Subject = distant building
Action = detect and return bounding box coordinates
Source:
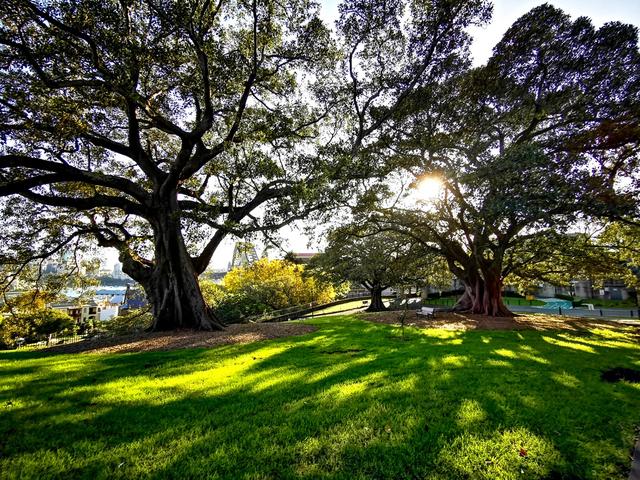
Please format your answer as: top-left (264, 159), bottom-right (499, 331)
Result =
top-left (108, 294), bottom-right (125, 305)
top-left (99, 305), bottom-right (119, 321)
top-left (205, 271), bottom-right (227, 284)
top-left (516, 279), bottom-right (634, 301)
top-left (92, 292), bottom-right (124, 321)
top-left (285, 252), bottom-right (317, 264)
top-left (50, 302), bottom-right (101, 324)
top-left (119, 285), bottom-right (148, 311)
top-left (112, 262), bottom-right (129, 280)
top-left (43, 261), bottom-right (60, 275)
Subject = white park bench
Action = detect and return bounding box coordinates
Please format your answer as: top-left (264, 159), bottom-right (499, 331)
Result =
top-left (416, 306), bottom-right (435, 319)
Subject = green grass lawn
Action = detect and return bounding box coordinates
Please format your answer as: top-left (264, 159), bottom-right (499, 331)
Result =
top-left (425, 296), bottom-right (546, 307)
top-left (571, 298), bottom-right (638, 309)
top-left (309, 298), bottom-right (390, 316)
top-left (1, 316), bottom-right (639, 479)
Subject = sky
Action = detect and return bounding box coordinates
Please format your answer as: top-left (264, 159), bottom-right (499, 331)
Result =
top-left (100, 0), bottom-right (640, 271)
top-left (467, 0), bottom-right (640, 65)
top-left (318, 0), bottom-right (640, 65)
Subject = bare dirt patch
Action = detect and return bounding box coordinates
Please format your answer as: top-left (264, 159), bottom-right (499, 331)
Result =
top-left (358, 310), bottom-right (639, 332)
top-left (46, 322), bottom-right (317, 354)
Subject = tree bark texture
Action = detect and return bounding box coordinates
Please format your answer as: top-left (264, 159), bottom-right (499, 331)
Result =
top-left (366, 284), bottom-right (388, 312)
top-left (454, 269), bottom-right (513, 317)
top-left (122, 199), bottom-right (226, 331)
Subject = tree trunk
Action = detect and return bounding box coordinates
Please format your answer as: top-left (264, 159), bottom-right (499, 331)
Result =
top-left (366, 284), bottom-right (388, 312)
top-left (123, 201), bottom-right (226, 331)
top-left (454, 270), bottom-right (513, 317)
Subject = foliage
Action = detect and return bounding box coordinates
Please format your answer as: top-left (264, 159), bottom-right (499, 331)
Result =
top-left (101, 309), bottom-right (153, 336)
top-left (313, 227), bottom-right (451, 291)
top-left (504, 231), bottom-right (631, 293)
top-left (209, 258), bottom-right (341, 321)
top-left (96, 276), bottom-right (131, 287)
top-left (598, 222), bottom-right (640, 290)
top-left (0, 0), bottom-right (341, 330)
top-left (223, 259), bottom-right (338, 308)
top-left (213, 293), bottom-right (273, 322)
top-left (0, 290), bottom-right (57, 314)
top-left (0, 0), bottom-right (492, 330)
top-left (362, 4), bottom-right (640, 316)
top-left (502, 291), bottom-right (524, 299)
top-left (1, 316), bottom-right (639, 478)
top-left (312, 227), bottom-right (451, 311)
top-left (0, 308), bottom-right (75, 347)
top-left (199, 279), bottom-right (227, 309)
top-left (0, 256), bottom-right (100, 304)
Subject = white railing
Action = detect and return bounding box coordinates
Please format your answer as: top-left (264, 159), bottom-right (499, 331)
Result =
top-left (248, 293), bottom-right (371, 323)
top-left (16, 333), bottom-right (85, 350)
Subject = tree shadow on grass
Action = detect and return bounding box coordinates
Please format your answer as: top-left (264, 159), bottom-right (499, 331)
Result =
top-left (0, 316), bottom-right (639, 479)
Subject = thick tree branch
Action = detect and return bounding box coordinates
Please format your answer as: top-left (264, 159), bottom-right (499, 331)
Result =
top-left (0, 154), bottom-right (150, 203)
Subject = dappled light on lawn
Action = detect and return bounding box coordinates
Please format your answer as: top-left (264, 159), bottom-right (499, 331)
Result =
top-left (1, 315), bottom-right (639, 479)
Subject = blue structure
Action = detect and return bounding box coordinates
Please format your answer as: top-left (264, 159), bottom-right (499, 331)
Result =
top-left (120, 285), bottom-right (148, 311)
top-left (535, 298), bottom-right (573, 310)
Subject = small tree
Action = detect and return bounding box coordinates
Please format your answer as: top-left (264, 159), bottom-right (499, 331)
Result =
top-left (313, 228), bottom-right (446, 312)
top-left (0, 308), bottom-right (75, 347)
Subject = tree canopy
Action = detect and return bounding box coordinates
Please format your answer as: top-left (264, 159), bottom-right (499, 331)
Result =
top-left (312, 227), bottom-right (449, 311)
top-left (0, 295), bottom-right (76, 348)
top-left (360, 4), bottom-right (640, 315)
top-left (0, 0), bottom-right (490, 330)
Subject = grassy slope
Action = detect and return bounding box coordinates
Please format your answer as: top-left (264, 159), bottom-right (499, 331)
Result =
top-left (310, 299), bottom-right (390, 316)
top-left (0, 316), bottom-right (639, 480)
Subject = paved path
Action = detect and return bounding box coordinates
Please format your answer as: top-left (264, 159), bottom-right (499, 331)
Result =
top-left (509, 304), bottom-right (640, 322)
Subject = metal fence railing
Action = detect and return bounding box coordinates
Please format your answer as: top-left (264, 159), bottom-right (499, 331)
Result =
top-left (247, 292), bottom-right (371, 323)
top-left (16, 333), bottom-right (85, 350)
top-left (417, 300), bottom-right (640, 320)
top-left (508, 305), bottom-right (640, 320)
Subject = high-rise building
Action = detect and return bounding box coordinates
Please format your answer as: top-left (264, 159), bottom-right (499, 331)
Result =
top-left (112, 262), bottom-right (125, 279)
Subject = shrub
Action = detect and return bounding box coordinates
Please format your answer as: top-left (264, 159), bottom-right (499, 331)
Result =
top-left (200, 280), bottom-right (227, 308)
top-left (101, 308), bottom-right (153, 335)
top-left (213, 293), bottom-right (272, 322)
top-left (210, 259), bottom-right (340, 322)
top-left (0, 309), bottom-right (76, 348)
top-left (502, 291), bottom-right (525, 298)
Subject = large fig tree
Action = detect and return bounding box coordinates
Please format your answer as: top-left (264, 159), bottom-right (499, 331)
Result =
top-left (0, 0), bottom-right (490, 329)
top-left (368, 5), bottom-right (640, 316)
